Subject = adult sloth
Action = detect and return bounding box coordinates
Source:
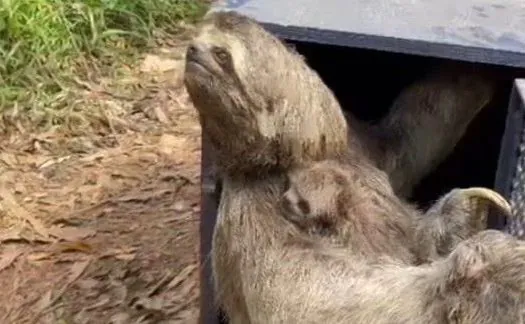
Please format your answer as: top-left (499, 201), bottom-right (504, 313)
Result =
top-left (184, 11), bottom-right (525, 324)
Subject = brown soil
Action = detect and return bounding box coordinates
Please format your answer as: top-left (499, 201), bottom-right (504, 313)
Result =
top-left (0, 43), bottom-right (203, 323)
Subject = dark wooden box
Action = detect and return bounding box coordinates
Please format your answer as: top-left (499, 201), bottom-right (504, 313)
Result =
top-left (199, 1), bottom-right (525, 323)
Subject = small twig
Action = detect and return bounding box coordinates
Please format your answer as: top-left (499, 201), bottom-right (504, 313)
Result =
top-left (147, 271), bottom-right (175, 297)
top-left (167, 264), bottom-right (197, 290)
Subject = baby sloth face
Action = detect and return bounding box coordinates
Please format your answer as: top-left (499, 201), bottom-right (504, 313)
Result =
top-left (280, 161), bottom-right (418, 260)
top-left (280, 163), bottom-right (349, 235)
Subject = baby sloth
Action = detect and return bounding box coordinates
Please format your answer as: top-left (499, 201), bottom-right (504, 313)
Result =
top-left (281, 160), bottom-right (512, 262)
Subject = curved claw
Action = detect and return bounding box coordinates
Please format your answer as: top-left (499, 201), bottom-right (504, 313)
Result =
top-left (456, 187), bottom-right (512, 218)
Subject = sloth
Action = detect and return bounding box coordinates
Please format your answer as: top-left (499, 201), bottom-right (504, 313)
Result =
top-left (280, 160), bottom-right (512, 263)
top-left (184, 10), bottom-right (525, 324)
top-left (371, 66), bottom-right (496, 197)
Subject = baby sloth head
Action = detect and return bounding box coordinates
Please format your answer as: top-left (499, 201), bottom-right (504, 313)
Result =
top-left (279, 160), bottom-right (414, 256)
top-left (281, 163), bottom-right (348, 235)
top-left (279, 160), bottom-right (388, 237)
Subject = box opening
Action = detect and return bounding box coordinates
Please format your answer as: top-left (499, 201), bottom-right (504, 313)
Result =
top-left (289, 39), bottom-right (519, 207)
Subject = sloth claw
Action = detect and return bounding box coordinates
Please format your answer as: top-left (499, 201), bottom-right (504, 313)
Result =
top-left (444, 187), bottom-right (512, 228)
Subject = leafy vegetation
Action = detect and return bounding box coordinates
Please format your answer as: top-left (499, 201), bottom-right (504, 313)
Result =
top-left (0, 0), bottom-right (208, 130)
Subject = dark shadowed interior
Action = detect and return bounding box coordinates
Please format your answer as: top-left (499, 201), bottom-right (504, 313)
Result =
top-left (203, 40), bottom-right (525, 324)
top-left (288, 39), bottom-right (520, 209)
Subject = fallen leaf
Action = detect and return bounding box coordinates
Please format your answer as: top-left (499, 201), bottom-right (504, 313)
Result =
top-left (167, 264), bottom-right (197, 290)
top-left (38, 156), bottom-right (71, 169)
top-left (153, 105), bottom-right (170, 124)
top-left (163, 216), bottom-right (183, 224)
top-left (111, 169), bottom-right (137, 179)
top-left (51, 218), bottom-right (84, 227)
top-left (109, 312), bottom-right (130, 324)
top-left (0, 152), bottom-right (18, 167)
top-left (0, 230), bottom-right (25, 243)
top-left (114, 253), bottom-right (136, 261)
top-left (35, 198), bottom-right (54, 206)
top-left (78, 152), bottom-right (106, 163)
top-left (72, 309), bottom-right (90, 324)
top-left (54, 241), bottom-right (93, 254)
top-left (36, 290), bottom-right (53, 313)
top-left (0, 188), bottom-right (52, 240)
top-left (111, 281), bottom-right (128, 304)
top-left (75, 278), bottom-right (100, 290)
top-left (132, 296), bottom-right (164, 311)
top-left (0, 249), bottom-right (23, 272)
top-left (48, 226), bottom-right (96, 241)
top-left (169, 279), bottom-right (198, 316)
top-left (85, 294), bottom-right (111, 311)
top-left (13, 182), bottom-right (25, 195)
top-left (172, 201), bottom-right (188, 212)
top-left (168, 296), bottom-right (195, 318)
top-left (147, 271), bottom-right (174, 297)
top-left (178, 276), bottom-right (197, 297)
top-left (0, 229), bottom-right (53, 244)
top-left (138, 152), bottom-right (158, 163)
top-left (27, 252), bottom-right (54, 262)
top-left (116, 189), bottom-right (172, 203)
top-left (158, 134), bottom-right (188, 158)
top-left (100, 247), bottom-right (138, 259)
top-left (37, 259), bottom-right (92, 315)
top-left (140, 54), bottom-right (181, 73)
top-left (68, 259), bottom-right (91, 282)
top-left (33, 192), bottom-right (49, 199)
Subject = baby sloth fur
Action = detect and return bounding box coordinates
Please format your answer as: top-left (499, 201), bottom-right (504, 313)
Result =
top-left (184, 11), bottom-right (525, 324)
top-left (281, 160), bottom-right (512, 263)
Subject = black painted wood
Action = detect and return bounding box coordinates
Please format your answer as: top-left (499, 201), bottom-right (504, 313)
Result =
top-left (493, 79), bottom-right (525, 228)
top-left (212, 0), bottom-right (525, 68)
top-left (199, 134), bottom-right (223, 324)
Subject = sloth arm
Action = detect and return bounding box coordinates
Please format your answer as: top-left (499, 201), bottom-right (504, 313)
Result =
top-left (244, 248), bottom-right (448, 324)
top-left (361, 66), bottom-right (496, 198)
top-left (244, 230), bottom-right (525, 324)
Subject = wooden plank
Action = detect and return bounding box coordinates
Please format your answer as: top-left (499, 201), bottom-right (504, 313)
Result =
top-left (212, 0), bottom-right (525, 68)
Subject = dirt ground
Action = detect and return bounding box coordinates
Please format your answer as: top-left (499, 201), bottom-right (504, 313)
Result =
top-left (0, 38), bottom-right (203, 323)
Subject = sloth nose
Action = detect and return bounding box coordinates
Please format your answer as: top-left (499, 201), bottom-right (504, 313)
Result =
top-left (187, 42), bottom-right (207, 58)
top-left (187, 44), bottom-right (198, 57)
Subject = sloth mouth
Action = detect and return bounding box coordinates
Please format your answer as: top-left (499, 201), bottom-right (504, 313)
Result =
top-left (185, 58), bottom-right (211, 74)
top-left (185, 47), bottom-right (216, 76)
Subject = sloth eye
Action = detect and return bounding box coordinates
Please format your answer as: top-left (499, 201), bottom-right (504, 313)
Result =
top-left (212, 46), bottom-right (230, 65)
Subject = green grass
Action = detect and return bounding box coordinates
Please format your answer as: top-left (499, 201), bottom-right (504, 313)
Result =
top-left (0, 0), bottom-right (208, 132)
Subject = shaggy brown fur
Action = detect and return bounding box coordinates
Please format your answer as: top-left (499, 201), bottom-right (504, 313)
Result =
top-left (281, 160), bottom-right (512, 263)
top-left (184, 11), bottom-right (525, 324)
top-left (372, 66), bottom-right (496, 197)
top-left (415, 186), bottom-right (511, 261)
